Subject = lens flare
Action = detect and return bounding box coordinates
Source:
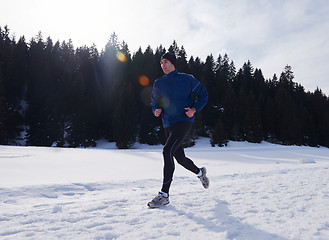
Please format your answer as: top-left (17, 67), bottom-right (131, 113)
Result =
top-left (161, 97), bottom-right (170, 108)
top-left (140, 86), bottom-right (152, 105)
top-left (116, 51), bottom-right (127, 62)
top-left (138, 75), bottom-right (149, 86)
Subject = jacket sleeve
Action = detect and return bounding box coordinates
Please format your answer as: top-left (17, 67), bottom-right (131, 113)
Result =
top-left (191, 77), bottom-right (208, 112)
top-left (151, 81), bottom-right (161, 113)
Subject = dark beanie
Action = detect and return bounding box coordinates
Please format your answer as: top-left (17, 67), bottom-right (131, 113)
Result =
top-left (161, 52), bottom-right (176, 66)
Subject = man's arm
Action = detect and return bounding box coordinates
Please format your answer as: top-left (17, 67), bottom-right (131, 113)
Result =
top-left (191, 78), bottom-right (208, 112)
top-left (151, 81), bottom-right (162, 117)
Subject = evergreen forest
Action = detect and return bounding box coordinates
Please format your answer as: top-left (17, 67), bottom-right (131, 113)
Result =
top-left (1, 26), bottom-right (329, 149)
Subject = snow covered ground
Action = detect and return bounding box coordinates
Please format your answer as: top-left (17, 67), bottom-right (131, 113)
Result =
top-left (0, 139), bottom-right (329, 240)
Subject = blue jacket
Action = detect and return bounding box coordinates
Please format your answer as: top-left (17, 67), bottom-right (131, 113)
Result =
top-left (151, 70), bottom-right (208, 128)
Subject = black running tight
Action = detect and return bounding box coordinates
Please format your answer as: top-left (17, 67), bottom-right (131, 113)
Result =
top-left (161, 122), bottom-right (200, 194)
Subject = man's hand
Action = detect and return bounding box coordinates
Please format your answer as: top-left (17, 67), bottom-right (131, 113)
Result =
top-left (185, 107), bottom-right (196, 118)
top-left (154, 109), bottom-right (162, 117)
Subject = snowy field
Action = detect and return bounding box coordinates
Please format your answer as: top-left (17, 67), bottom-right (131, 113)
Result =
top-left (0, 138), bottom-right (329, 240)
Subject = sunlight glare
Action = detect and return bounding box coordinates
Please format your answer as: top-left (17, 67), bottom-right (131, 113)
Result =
top-left (138, 75), bottom-right (150, 86)
top-left (116, 51), bottom-right (127, 62)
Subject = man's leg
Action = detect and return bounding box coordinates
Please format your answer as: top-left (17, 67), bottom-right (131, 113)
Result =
top-left (161, 122), bottom-right (193, 194)
top-left (174, 146), bottom-right (200, 174)
top-left (174, 143), bottom-right (210, 189)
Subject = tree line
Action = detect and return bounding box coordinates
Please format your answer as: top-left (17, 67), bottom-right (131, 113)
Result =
top-left (1, 25), bottom-right (329, 148)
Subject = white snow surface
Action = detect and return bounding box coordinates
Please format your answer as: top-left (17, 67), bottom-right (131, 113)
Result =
top-left (1, 138), bottom-right (329, 240)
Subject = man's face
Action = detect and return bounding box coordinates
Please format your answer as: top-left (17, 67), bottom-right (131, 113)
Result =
top-left (160, 59), bottom-right (175, 75)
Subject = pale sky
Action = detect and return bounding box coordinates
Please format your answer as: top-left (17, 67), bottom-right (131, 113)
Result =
top-left (1, 0), bottom-right (329, 95)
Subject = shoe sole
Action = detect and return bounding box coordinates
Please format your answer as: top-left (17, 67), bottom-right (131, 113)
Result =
top-left (147, 201), bottom-right (170, 208)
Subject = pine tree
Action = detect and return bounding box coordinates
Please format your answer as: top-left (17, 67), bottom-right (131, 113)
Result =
top-left (308, 88), bottom-right (329, 147)
top-left (176, 46), bottom-right (188, 73)
top-left (222, 83), bottom-right (239, 140)
top-left (25, 34), bottom-right (56, 146)
top-left (188, 56), bottom-right (207, 137)
top-left (0, 69), bottom-right (7, 144)
top-left (168, 40), bottom-right (180, 56)
top-left (244, 91), bottom-right (263, 143)
top-left (214, 54), bottom-right (230, 104)
top-left (0, 26), bottom-right (26, 143)
top-left (66, 46), bottom-right (101, 147)
top-left (113, 80), bottom-right (138, 149)
top-left (201, 54), bottom-right (216, 130)
top-left (274, 86), bottom-right (298, 144)
top-left (210, 118), bottom-right (228, 147)
top-left (188, 56), bottom-right (203, 80)
top-left (99, 34), bottom-right (121, 141)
